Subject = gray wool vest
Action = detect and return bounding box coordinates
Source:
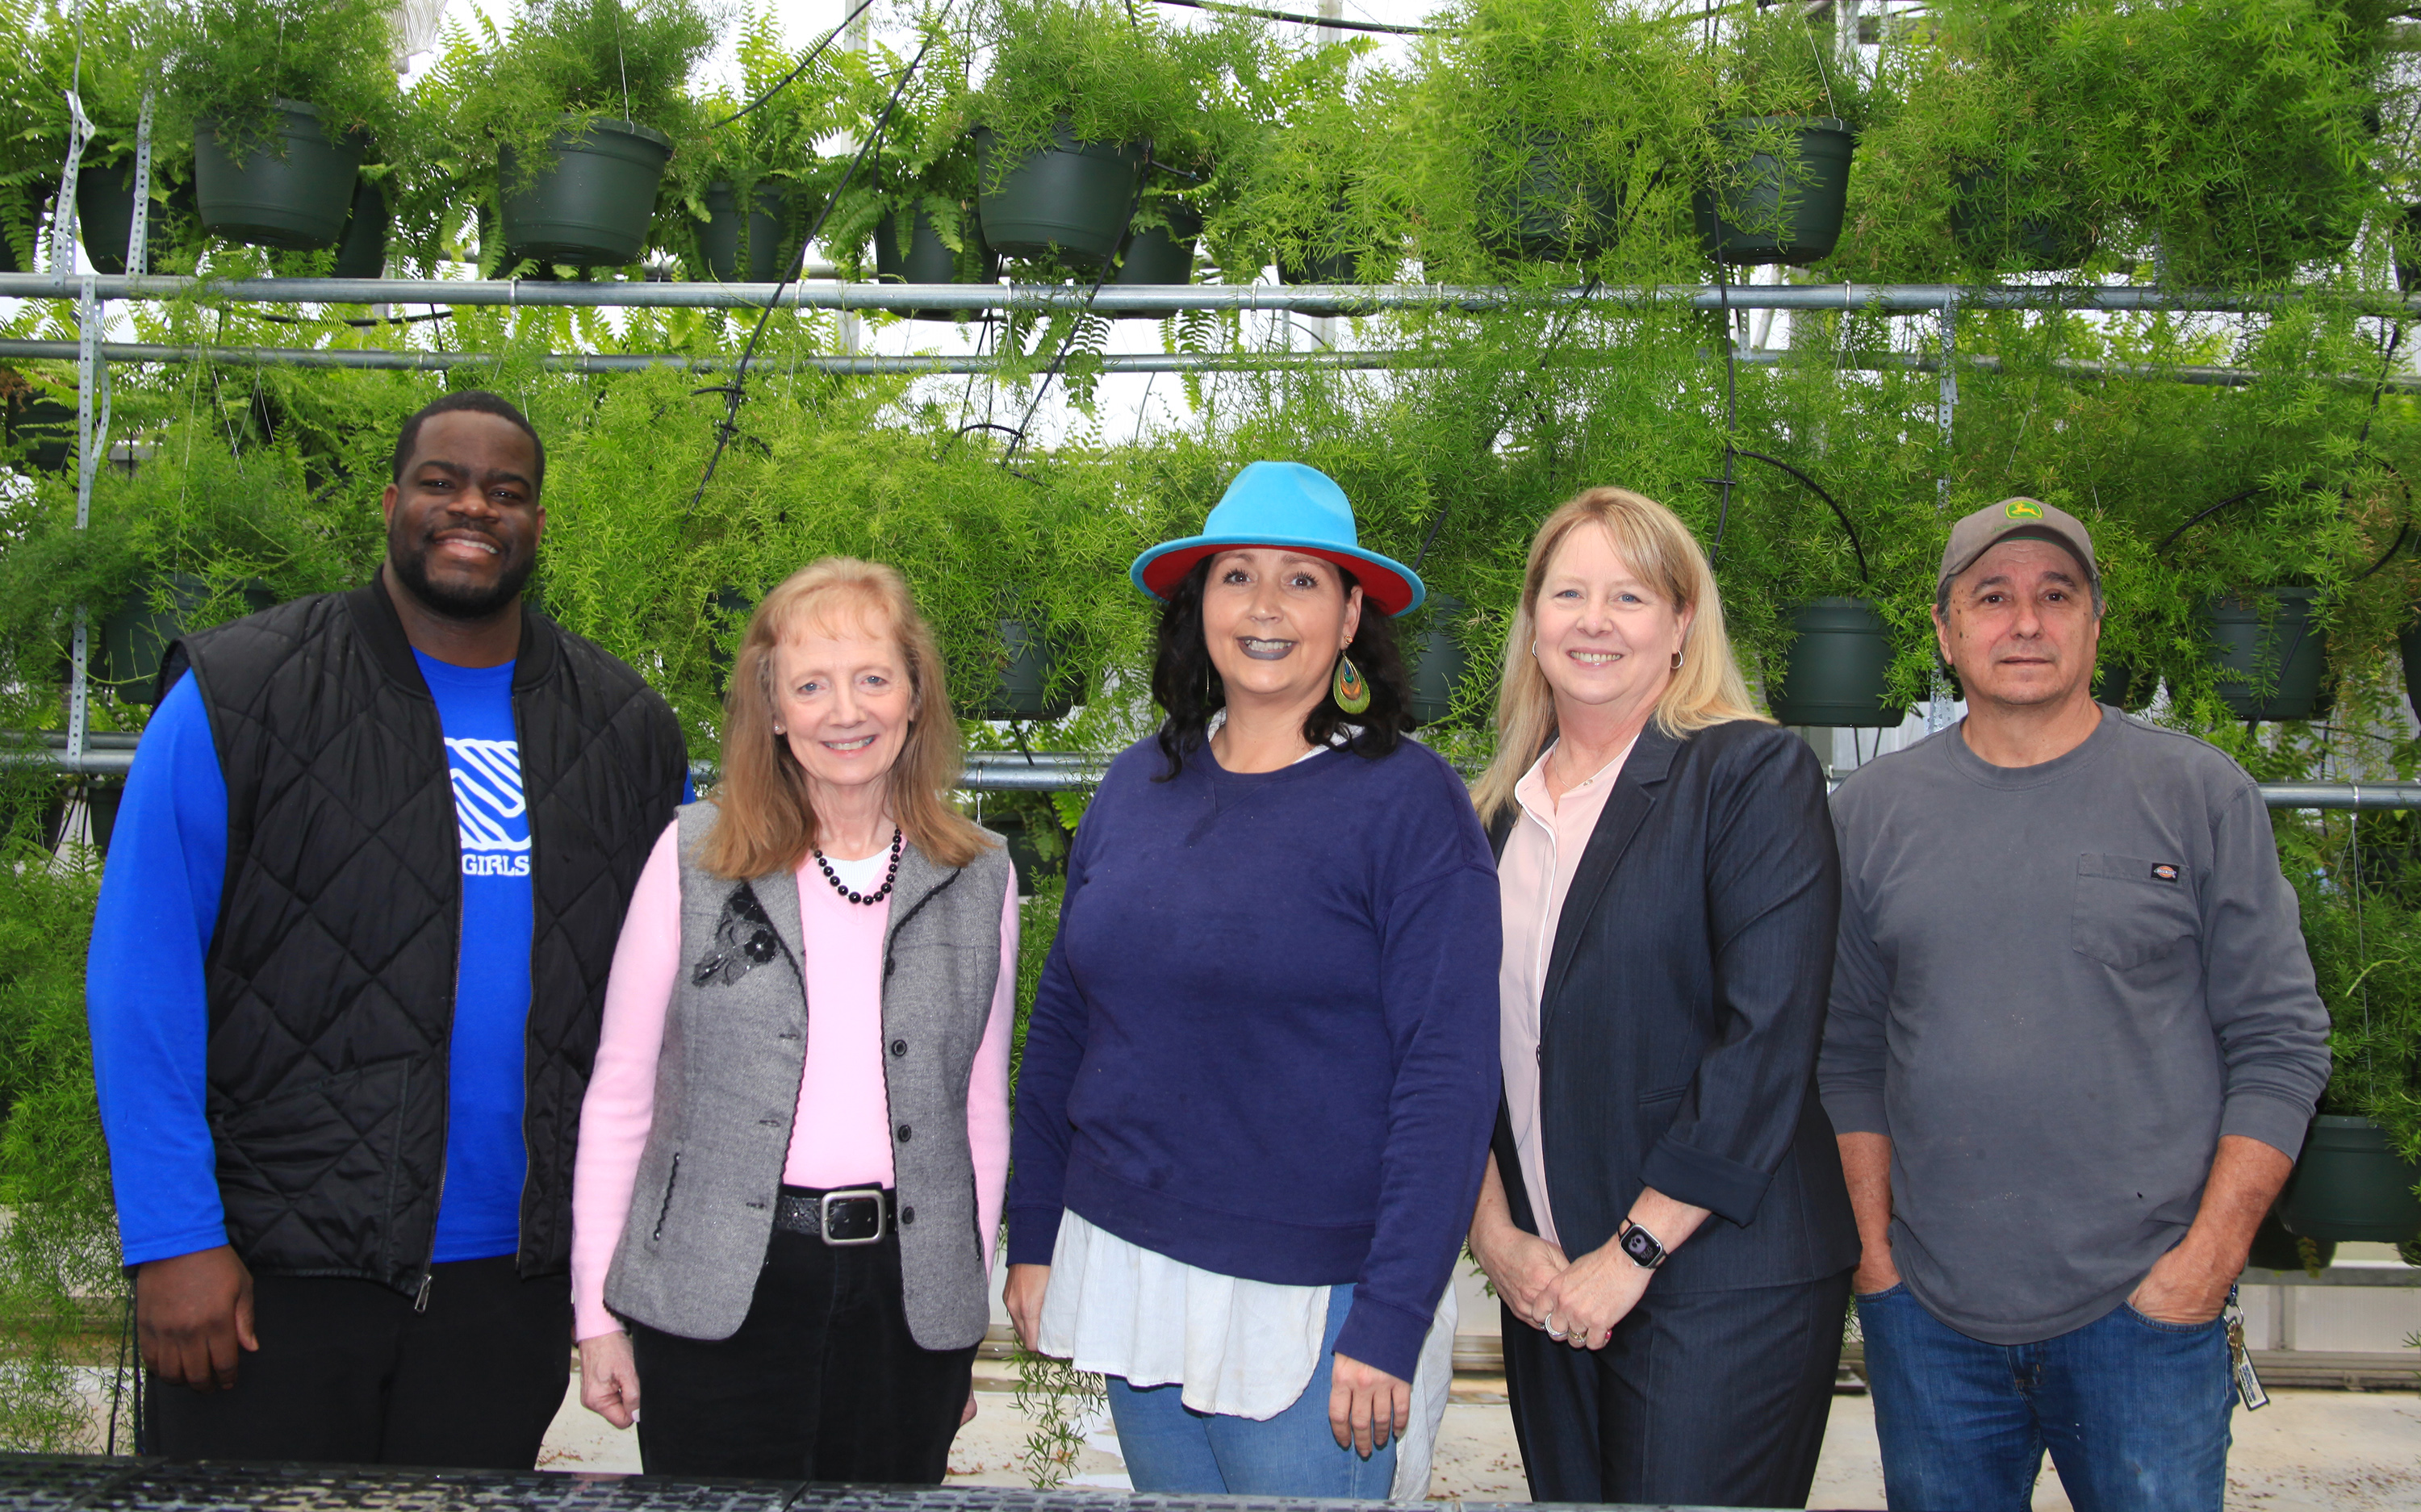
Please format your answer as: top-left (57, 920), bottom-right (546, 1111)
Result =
top-left (602, 803), bottom-right (1010, 1349)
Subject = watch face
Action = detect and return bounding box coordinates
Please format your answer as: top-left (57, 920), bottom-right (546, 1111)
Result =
top-left (1621, 1226), bottom-right (1660, 1266)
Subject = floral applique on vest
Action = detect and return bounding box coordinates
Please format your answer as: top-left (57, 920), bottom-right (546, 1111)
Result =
top-left (691, 883), bottom-right (788, 986)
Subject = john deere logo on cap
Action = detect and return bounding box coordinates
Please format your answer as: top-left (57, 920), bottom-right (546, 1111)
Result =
top-left (2005, 499), bottom-right (2044, 520)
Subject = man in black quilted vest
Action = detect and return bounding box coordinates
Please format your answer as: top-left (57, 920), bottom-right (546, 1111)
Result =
top-left (86, 390), bottom-right (690, 1467)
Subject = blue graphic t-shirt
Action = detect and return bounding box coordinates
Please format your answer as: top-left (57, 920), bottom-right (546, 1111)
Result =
top-left (414, 649), bottom-right (533, 1263)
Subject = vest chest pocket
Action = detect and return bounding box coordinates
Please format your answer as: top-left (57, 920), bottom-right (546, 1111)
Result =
top-left (2071, 853), bottom-right (2199, 971)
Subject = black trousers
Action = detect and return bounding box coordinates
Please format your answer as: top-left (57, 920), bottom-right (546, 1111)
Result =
top-left (626, 1221), bottom-right (976, 1482)
top-left (144, 1255), bottom-right (571, 1468)
top-left (1503, 1268), bottom-right (1853, 1509)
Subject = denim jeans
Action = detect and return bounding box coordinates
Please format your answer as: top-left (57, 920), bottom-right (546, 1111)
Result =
top-left (1857, 1282), bottom-right (2235, 1512)
top-left (1106, 1283), bottom-right (1398, 1497)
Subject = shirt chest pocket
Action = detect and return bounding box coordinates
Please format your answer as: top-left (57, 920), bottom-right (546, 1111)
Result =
top-left (2070, 853), bottom-right (2199, 971)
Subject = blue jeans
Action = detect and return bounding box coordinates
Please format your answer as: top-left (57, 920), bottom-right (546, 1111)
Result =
top-left (1857, 1283), bottom-right (2235, 1512)
top-left (1106, 1283), bottom-right (1398, 1497)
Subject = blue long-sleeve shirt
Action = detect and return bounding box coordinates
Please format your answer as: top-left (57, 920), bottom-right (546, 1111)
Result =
top-left (1005, 734), bottom-right (1502, 1383)
top-left (86, 658), bottom-right (692, 1268)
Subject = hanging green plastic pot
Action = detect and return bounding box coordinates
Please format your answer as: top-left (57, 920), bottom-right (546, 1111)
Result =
top-left (102, 573), bottom-right (277, 703)
top-left (972, 620), bottom-right (1075, 721)
top-left (1693, 116), bottom-right (1854, 267)
top-left (875, 200), bottom-right (1001, 321)
top-left (2279, 1115), bottom-right (2421, 1244)
top-left (1482, 136), bottom-right (1620, 260)
top-left (973, 123), bottom-right (1144, 267)
top-left (2247, 1209), bottom-right (2334, 1273)
top-left (77, 161), bottom-right (195, 275)
top-left (1766, 598), bottom-right (1905, 728)
top-left (1280, 246), bottom-right (1361, 284)
top-left (2092, 659), bottom-right (2154, 711)
top-left (1113, 200), bottom-right (1202, 319)
top-left (700, 181), bottom-right (796, 282)
top-left (1406, 594), bottom-right (1467, 729)
top-left (3, 388), bottom-right (77, 473)
top-left (982, 813), bottom-right (1049, 897)
top-left (1949, 168), bottom-right (2093, 273)
top-left (499, 117), bottom-right (673, 267)
top-left (2205, 587), bottom-right (2327, 722)
top-left (331, 177), bottom-right (389, 278)
top-left (194, 102), bottom-right (362, 249)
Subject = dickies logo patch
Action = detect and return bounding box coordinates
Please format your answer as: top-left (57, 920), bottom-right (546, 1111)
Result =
top-left (2151, 863), bottom-right (2180, 883)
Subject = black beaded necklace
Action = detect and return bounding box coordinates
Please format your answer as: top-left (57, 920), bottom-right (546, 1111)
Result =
top-left (813, 827), bottom-right (904, 905)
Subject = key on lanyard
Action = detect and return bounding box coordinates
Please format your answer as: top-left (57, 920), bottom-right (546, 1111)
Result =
top-left (2224, 1284), bottom-right (2268, 1410)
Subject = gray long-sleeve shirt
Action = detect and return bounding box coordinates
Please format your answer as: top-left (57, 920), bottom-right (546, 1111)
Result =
top-left (1820, 708), bottom-right (2331, 1344)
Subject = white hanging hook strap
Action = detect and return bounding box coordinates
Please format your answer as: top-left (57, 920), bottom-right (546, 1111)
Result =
top-left (49, 88), bottom-right (95, 283)
top-left (127, 91), bottom-right (156, 278)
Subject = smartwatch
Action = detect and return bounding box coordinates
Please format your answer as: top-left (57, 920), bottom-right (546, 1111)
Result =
top-left (1617, 1218), bottom-right (1667, 1270)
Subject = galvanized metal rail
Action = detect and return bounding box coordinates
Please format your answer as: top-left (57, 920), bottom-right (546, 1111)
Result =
top-left (2, 336), bottom-right (2412, 391)
top-left (6, 733), bottom-right (2417, 806)
top-left (6, 271), bottom-right (2417, 316)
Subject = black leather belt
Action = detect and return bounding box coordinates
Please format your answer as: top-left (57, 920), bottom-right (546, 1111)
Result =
top-left (773, 1186), bottom-right (893, 1246)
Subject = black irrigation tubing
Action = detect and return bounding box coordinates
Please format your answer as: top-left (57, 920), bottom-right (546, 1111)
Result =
top-left (1707, 265), bottom-right (1741, 563)
top-left (713, 0), bottom-right (877, 128)
top-left (249, 308), bottom-right (454, 328)
top-left (1147, 0), bottom-right (1440, 33)
top-left (2153, 485), bottom-right (2268, 558)
top-left (684, 35), bottom-right (934, 520)
top-left (1730, 447), bottom-right (1869, 583)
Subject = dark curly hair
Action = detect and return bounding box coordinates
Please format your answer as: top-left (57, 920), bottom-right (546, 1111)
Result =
top-left (1151, 556), bottom-right (1411, 780)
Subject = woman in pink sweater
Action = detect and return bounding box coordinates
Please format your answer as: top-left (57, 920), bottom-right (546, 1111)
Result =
top-left (570, 558), bottom-right (1015, 1481)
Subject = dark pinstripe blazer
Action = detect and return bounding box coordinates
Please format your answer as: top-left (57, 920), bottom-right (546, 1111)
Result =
top-left (1487, 717), bottom-right (1859, 1293)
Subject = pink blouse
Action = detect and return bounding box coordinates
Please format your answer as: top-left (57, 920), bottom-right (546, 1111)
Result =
top-left (571, 820), bottom-right (1018, 1342)
top-left (1495, 740), bottom-right (1631, 1249)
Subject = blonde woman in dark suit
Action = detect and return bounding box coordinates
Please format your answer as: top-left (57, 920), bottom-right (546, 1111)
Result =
top-left (1467, 487), bottom-right (1859, 1508)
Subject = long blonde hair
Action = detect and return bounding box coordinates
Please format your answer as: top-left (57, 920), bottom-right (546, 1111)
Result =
top-left (1472, 487), bottom-right (1765, 825)
top-left (699, 558), bottom-right (992, 879)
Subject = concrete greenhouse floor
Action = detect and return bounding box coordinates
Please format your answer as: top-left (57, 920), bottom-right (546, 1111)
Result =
top-left (535, 1361), bottom-right (2421, 1510)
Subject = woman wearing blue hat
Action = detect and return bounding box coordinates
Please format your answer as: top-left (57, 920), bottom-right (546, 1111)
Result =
top-left (1002, 462), bottom-right (1502, 1498)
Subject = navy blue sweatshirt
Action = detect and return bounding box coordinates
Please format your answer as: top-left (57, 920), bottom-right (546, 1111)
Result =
top-left (1007, 733), bottom-right (1502, 1382)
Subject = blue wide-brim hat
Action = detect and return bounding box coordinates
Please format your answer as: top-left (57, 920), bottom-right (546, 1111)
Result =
top-left (1130, 462), bottom-right (1426, 616)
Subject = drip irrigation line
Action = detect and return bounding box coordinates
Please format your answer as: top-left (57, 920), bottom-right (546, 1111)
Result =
top-left (1708, 265), bottom-right (1740, 562)
top-left (1729, 447), bottom-right (1868, 582)
top-left (2153, 484), bottom-right (2277, 558)
top-left (247, 308), bottom-right (454, 328)
top-left (684, 35), bottom-right (935, 520)
top-left (715, 0), bottom-right (879, 128)
top-left (1147, 0), bottom-right (1438, 34)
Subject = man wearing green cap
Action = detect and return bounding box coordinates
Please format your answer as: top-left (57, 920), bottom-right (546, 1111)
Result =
top-left (1819, 499), bottom-right (2330, 1512)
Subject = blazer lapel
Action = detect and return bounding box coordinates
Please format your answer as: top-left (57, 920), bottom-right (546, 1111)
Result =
top-left (1538, 723), bottom-right (1683, 1033)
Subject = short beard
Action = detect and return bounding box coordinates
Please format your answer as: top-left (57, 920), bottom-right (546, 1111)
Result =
top-left (389, 535), bottom-right (535, 620)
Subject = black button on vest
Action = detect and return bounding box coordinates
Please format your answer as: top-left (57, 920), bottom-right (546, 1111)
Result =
top-left (897, 1124), bottom-right (913, 1142)
top-left (890, 1039), bottom-right (907, 1057)
top-left (901, 1206), bottom-right (917, 1225)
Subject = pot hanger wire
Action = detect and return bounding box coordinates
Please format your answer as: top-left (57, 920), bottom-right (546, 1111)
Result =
top-left (683, 28), bottom-right (939, 519)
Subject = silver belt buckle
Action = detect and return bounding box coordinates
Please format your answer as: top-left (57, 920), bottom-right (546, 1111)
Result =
top-left (819, 1188), bottom-right (887, 1246)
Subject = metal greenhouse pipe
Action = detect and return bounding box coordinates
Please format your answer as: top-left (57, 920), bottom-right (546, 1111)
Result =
top-left (0, 337), bottom-right (1480, 375)
top-left (5, 337), bottom-right (2416, 391)
top-left (5, 735), bottom-right (2419, 806)
top-left (6, 271), bottom-right (2419, 316)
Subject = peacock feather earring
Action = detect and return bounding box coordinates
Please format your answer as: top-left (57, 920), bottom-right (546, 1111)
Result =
top-left (1332, 651), bottom-right (1371, 715)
